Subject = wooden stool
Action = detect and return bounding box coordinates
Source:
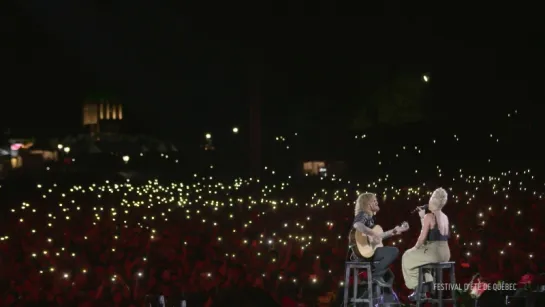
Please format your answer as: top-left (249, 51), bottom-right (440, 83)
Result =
top-left (343, 261), bottom-right (385, 307)
top-left (415, 261), bottom-right (457, 307)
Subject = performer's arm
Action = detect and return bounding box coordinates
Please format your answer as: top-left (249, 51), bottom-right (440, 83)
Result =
top-left (379, 229), bottom-right (396, 239)
top-left (353, 222), bottom-right (375, 236)
top-left (414, 214), bottom-right (432, 248)
top-left (418, 209), bottom-right (426, 226)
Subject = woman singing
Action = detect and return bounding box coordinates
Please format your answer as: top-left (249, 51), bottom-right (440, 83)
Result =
top-left (401, 188), bottom-right (450, 301)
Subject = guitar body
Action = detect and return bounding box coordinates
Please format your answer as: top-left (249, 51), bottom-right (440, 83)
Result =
top-left (350, 225), bottom-right (384, 258)
top-left (349, 221), bottom-right (408, 259)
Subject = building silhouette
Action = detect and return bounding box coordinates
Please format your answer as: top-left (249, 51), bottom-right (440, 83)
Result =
top-left (82, 98), bottom-right (123, 134)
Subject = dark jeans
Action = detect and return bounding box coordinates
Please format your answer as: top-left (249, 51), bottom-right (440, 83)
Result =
top-left (369, 246), bottom-right (399, 278)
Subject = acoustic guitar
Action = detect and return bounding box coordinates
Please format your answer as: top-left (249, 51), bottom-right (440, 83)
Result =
top-left (349, 221), bottom-right (409, 258)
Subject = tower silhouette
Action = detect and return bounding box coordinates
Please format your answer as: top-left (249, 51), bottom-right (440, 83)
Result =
top-left (249, 51), bottom-right (263, 176)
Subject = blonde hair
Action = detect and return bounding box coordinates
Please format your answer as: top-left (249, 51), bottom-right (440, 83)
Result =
top-left (429, 188), bottom-right (448, 211)
top-left (354, 192), bottom-right (376, 215)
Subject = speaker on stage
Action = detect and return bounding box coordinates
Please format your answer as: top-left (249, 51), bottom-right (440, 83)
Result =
top-left (211, 287), bottom-right (279, 307)
top-left (476, 290), bottom-right (507, 307)
top-left (334, 284), bottom-right (400, 306)
top-left (533, 292), bottom-right (545, 306)
top-left (506, 290), bottom-right (545, 307)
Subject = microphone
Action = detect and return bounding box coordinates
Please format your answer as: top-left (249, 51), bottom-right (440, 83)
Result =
top-left (411, 204), bottom-right (428, 213)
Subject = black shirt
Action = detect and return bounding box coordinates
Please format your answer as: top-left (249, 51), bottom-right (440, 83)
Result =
top-left (350, 212), bottom-right (375, 260)
top-left (353, 211), bottom-right (374, 228)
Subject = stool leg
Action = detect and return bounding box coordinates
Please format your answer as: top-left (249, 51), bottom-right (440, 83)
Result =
top-left (431, 268), bottom-right (437, 297)
top-left (353, 268), bottom-right (358, 305)
top-left (438, 269), bottom-right (444, 307)
top-left (343, 266), bottom-right (350, 307)
top-left (375, 283), bottom-right (381, 305)
top-left (416, 267), bottom-right (423, 307)
top-left (367, 267), bottom-right (373, 307)
top-left (450, 266), bottom-right (457, 307)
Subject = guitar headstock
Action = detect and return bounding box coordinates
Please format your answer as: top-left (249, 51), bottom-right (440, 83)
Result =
top-left (398, 221), bottom-right (409, 232)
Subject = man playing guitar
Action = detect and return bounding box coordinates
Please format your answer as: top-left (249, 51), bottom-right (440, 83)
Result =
top-left (352, 192), bottom-right (403, 287)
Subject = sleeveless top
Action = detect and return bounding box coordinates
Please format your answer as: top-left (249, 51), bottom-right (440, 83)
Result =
top-left (427, 214), bottom-right (449, 241)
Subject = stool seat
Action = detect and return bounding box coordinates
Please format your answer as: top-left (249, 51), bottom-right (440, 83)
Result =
top-left (420, 261), bottom-right (455, 269)
top-left (415, 261), bottom-right (457, 307)
top-left (345, 261), bottom-right (381, 265)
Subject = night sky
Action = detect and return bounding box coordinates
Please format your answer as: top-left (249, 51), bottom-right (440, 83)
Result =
top-left (2, 1), bottom-right (543, 139)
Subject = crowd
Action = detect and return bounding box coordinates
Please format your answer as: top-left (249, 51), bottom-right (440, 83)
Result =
top-left (1, 110), bottom-right (544, 306)
top-left (0, 162), bottom-right (543, 306)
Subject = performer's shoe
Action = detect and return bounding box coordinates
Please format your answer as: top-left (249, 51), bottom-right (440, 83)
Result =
top-left (408, 291), bottom-right (429, 302)
top-left (408, 283), bottom-right (431, 302)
